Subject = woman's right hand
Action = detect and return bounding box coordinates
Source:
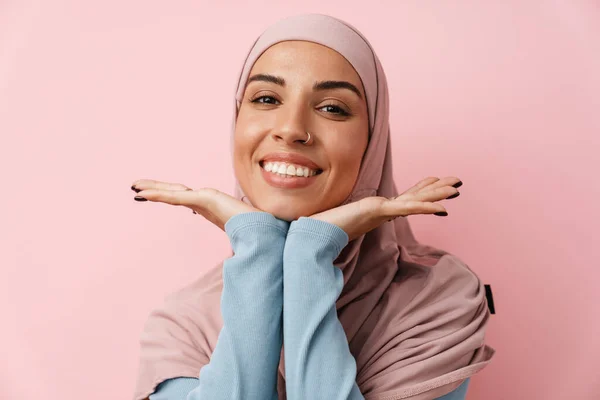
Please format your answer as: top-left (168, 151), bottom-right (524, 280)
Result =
top-left (131, 179), bottom-right (259, 231)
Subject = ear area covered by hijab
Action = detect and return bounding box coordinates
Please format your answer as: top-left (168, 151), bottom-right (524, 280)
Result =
top-left (133, 13), bottom-right (495, 400)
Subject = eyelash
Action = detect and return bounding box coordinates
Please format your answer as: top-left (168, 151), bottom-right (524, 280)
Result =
top-left (250, 95), bottom-right (351, 117)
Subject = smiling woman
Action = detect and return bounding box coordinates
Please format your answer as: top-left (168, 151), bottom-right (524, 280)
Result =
top-left (234, 40), bottom-right (369, 221)
top-left (131, 13), bottom-right (494, 400)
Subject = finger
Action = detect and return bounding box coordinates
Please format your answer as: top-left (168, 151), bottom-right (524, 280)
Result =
top-left (131, 179), bottom-right (191, 192)
top-left (135, 188), bottom-right (206, 208)
top-left (410, 186), bottom-right (458, 203)
top-left (383, 200), bottom-right (446, 218)
top-left (400, 177), bottom-right (440, 195)
top-left (419, 176), bottom-right (462, 193)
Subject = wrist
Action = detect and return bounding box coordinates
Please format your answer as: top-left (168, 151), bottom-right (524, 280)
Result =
top-left (288, 217), bottom-right (349, 255)
top-left (225, 211), bottom-right (290, 238)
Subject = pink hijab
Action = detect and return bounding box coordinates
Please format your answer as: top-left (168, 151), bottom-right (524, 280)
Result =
top-left (134, 13), bottom-right (495, 400)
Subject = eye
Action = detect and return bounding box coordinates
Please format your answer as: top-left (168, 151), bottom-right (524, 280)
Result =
top-left (319, 103), bottom-right (351, 117)
top-left (250, 95), bottom-right (280, 105)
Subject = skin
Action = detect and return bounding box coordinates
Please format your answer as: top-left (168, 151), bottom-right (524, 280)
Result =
top-left (233, 41), bottom-right (369, 221)
top-left (130, 41), bottom-right (463, 240)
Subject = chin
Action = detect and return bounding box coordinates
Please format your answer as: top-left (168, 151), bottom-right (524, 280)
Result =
top-left (253, 198), bottom-right (316, 222)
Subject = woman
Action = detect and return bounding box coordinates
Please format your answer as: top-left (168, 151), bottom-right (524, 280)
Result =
top-left (131, 13), bottom-right (495, 400)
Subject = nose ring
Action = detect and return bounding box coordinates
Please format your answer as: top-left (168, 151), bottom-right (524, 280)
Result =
top-left (303, 131), bottom-right (311, 144)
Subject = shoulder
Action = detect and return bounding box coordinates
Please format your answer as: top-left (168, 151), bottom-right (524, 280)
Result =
top-left (384, 249), bottom-right (486, 315)
top-left (356, 251), bottom-right (494, 398)
top-left (141, 264), bottom-right (224, 353)
top-left (134, 265), bottom-right (224, 400)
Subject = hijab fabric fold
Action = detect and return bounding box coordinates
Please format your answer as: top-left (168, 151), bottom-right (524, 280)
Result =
top-left (134, 13), bottom-right (495, 400)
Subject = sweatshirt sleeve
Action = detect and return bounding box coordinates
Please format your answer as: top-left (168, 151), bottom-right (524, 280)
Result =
top-left (168, 211), bottom-right (289, 400)
top-left (434, 378), bottom-right (470, 400)
top-left (149, 213), bottom-right (472, 400)
top-left (148, 377), bottom-right (199, 400)
top-left (282, 217), bottom-right (364, 400)
top-left (149, 376), bottom-right (471, 400)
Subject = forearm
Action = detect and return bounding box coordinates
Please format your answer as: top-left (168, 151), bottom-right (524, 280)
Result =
top-left (282, 217), bottom-right (364, 400)
top-left (186, 212), bottom-right (288, 400)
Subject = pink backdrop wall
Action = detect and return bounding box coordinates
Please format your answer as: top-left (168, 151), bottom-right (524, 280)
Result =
top-left (2, 1), bottom-right (599, 399)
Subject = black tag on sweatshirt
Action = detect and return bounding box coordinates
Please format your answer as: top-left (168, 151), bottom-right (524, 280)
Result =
top-left (484, 284), bottom-right (495, 314)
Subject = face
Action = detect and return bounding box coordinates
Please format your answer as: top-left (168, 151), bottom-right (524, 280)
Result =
top-left (234, 40), bottom-right (369, 221)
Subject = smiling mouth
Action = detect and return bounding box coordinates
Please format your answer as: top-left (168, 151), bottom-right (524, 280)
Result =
top-left (259, 161), bottom-right (323, 178)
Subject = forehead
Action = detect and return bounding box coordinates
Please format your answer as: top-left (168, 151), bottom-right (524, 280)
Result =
top-left (250, 41), bottom-right (363, 87)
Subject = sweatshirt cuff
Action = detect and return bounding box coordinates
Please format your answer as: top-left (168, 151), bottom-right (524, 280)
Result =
top-left (224, 211), bottom-right (290, 238)
top-left (288, 217), bottom-right (349, 255)
top-left (149, 377), bottom-right (199, 400)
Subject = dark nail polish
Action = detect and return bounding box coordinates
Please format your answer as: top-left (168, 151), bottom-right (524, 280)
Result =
top-left (434, 211), bottom-right (448, 216)
top-left (131, 185), bottom-right (141, 193)
top-left (452, 181), bottom-right (463, 189)
top-left (134, 196), bottom-right (147, 202)
top-left (446, 192), bottom-right (460, 200)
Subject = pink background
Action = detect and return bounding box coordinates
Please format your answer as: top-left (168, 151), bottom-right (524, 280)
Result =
top-left (2, 1), bottom-right (599, 399)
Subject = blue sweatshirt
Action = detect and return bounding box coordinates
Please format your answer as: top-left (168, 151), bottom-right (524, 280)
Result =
top-left (148, 212), bottom-right (470, 400)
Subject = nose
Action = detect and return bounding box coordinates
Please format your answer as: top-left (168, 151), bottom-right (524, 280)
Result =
top-left (270, 108), bottom-right (312, 145)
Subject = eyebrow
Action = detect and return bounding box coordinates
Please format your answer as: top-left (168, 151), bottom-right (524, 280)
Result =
top-left (247, 73), bottom-right (285, 87)
top-left (314, 80), bottom-right (363, 100)
top-left (246, 73), bottom-right (363, 100)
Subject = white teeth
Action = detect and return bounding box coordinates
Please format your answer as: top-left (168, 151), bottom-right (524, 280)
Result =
top-left (262, 161), bottom-right (319, 177)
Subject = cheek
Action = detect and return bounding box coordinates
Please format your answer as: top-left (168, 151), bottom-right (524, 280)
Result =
top-left (233, 112), bottom-right (263, 160)
top-left (337, 153), bottom-right (363, 194)
top-left (232, 110), bottom-right (269, 194)
top-left (236, 106), bottom-right (274, 140)
top-left (323, 130), bottom-right (367, 201)
top-left (329, 129), bottom-right (367, 171)
top-left (232, 121), bottom-right (254, 185)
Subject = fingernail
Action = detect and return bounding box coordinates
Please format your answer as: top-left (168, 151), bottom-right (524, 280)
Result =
top-left (452, 181), bottom-right (463, 189)
top-left (131, 185), bottom-right (141, 193)
top-left (434, 211), bottom-right (448, 216)
top-left (446, 192), bottom-right (460, 200)
top-left (134, 196), bottom-right (147, 202)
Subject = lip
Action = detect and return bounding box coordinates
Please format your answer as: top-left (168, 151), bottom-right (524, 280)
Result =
top-left (259, 152), bottom-right (323, 171)
top-left (259, 165), bottom-right (320, 189)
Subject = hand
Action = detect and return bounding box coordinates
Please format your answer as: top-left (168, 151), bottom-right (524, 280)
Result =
top-left (130, 179), bottom-right (258, 231)
top-left (310, 176), bottom-right (462, 241)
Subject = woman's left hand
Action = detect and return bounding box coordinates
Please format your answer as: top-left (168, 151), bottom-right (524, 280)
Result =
top-left (310, 176), bottom-right (462, 241)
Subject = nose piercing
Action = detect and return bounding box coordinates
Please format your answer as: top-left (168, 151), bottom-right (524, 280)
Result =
top-left (302, 131), bottom-right (311, 144)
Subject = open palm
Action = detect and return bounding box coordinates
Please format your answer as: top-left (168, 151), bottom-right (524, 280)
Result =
top-left (131, 179), bottom-right (258, 231)
top-left (310, 176), bottom-right (462, 241)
